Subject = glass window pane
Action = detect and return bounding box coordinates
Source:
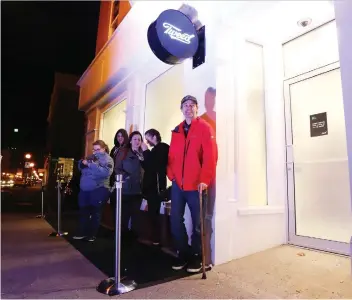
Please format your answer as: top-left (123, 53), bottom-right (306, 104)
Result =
top-left (245, 41), bottom-right (268, 206)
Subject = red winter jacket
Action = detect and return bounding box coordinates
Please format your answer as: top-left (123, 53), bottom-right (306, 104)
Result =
top-left (167, 117), bottom-right (218, 191)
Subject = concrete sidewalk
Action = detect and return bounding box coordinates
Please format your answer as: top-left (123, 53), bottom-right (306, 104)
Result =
top-left (1, 213), bottom-right (352, 299)
top-left (1, 214), bottom-right (107, 299)
top-left (121, 245), bottom-right (352, 299)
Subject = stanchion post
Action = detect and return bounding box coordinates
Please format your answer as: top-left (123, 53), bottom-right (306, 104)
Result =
top-left (36, 182), bottom-right (45, 219)
top-left (97, 174), bottom-right (137, 296)
top-left (49, 180), bottom-right (68, 237)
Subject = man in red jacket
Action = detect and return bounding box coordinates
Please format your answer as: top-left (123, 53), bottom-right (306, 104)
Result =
top-left (167, 95), bottom-right (218, 273)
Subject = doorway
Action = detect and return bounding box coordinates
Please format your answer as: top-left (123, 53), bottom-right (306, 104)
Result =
top-left (284, 62), bottom-right (352, 255)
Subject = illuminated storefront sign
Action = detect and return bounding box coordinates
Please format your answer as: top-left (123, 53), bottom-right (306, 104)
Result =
top-left (147, 9), bottom-right (199, 65)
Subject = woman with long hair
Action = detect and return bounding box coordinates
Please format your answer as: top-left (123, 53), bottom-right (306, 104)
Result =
top-left (114, 131), bottom-right (144, 239)
top-left (109, 129), bottom-right (129, 224)
top-left (74, 140), bottom-right (114, 242)
top-left (110, 129), bottom-right (129, 160)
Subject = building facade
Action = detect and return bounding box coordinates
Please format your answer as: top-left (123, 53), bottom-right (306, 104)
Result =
top-left (46, 73), bottom-right (85, 209)
top-left (77, 1), bottom-right (352, 266)
top-left (47, 72), bottom-right (85, 160)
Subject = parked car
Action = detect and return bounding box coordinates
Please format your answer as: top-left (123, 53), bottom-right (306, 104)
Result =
top-left (13, 178), bottom-right (29, 188)
top-left (1, 179), bottom-right (14, 188)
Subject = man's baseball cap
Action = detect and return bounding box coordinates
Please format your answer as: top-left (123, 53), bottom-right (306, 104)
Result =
top-left (181, 95), bottom-right (198, 107)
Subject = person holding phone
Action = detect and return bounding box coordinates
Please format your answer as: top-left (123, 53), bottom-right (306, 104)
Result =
top-left (74, 140), bottom-right (114, 242)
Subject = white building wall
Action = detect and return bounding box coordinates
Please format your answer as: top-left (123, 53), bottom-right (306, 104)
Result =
top-left (78, 0), bottom-right (352, 267)
top-left (334, 0), bottom-right (352, 266)
top-left (102, 1), bottom-right (287, 265)
top-left (124, 1), bottom-right (287, 265)
top-left (335, 0), bottom-right (352, 211)
top-left (211, 13), bottom-right (287, 265)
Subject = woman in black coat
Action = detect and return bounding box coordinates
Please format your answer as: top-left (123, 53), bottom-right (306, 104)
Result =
top-left (140, 129), bottom-right (169, 245)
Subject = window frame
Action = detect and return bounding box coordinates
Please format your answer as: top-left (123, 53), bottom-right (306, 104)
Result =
top-left (109, 0), bottom-right (120, 37)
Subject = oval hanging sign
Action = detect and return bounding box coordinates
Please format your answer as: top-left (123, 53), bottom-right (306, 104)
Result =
top-left (147, 9), bottom-right (199, 65)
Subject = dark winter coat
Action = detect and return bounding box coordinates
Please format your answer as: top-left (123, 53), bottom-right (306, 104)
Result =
top-left (141, 142), bottom-right (169, 199)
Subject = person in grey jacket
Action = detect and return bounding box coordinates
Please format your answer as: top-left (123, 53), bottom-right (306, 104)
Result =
top-left (114, 131), bottom-right (144, 238)
top-left (73, 140), bottom-right (114, 242)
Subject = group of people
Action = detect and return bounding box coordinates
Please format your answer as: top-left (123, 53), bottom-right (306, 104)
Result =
top-left (109, 128), bottom-right (170, 244)
top-left (73, 92), bottom-right (218, 274)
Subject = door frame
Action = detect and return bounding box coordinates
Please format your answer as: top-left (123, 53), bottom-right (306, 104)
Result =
top-left (284, 61), bottom-right (350, 256)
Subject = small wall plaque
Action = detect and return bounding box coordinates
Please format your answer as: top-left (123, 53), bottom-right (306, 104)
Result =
top-left (310, 112), bottom-right (328, 137)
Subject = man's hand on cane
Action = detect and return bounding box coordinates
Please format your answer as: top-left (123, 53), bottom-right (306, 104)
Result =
top-left (198, 182), bottom-right (208, 192)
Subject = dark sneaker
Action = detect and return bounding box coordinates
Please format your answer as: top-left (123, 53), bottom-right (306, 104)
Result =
top-left (172, 256), bottom-right (187, 271)
top-left (186, 254), bottom-right (202, 273)
top-left (85, 236), bottom-right (96, 242)
top-left (73, 235), bottom-right (86, 240)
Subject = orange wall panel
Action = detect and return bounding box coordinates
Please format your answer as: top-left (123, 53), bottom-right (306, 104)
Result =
top-left (95, 1), bottom-right (112, 55)
top-left (117, 1), bottom-right (131, 26)
top-left (95, 1), bottom-right (132, 55)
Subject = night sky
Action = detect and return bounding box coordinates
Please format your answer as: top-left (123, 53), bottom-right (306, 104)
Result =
top-left (2, 1), bottom-right (100, 161)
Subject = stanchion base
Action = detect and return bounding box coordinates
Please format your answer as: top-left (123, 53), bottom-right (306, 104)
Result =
top-left (48, 232), bottom-right (68, 237)
top-left (97, 277), bottom-right (137, 296)
top-left (36, 215), bottom-right (46, 219)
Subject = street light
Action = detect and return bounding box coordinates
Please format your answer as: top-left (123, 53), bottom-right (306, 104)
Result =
top-left (25, 154), bottom-right (32, 159)
top-left (14, 128), bottom-right (19, 133)
top-left (29, 163), bottom-right (35, 167)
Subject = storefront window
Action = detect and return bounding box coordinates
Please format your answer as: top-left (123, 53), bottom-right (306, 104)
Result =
top-left (144, 65), bottom-right (184, 146)
top-left (244, 40), bottom-right (268, 206)
top-left (101, 100), bottom-right (127, 152)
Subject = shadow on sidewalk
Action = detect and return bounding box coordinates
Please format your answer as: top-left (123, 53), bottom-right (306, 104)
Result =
top-left (45, 211), bottom-right (192, 290)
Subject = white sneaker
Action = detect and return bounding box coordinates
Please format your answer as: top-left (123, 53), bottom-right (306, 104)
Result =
top-left (85, 236), bottom-right (96, 242)
top-left (73, 235), bottom-right (86, 240)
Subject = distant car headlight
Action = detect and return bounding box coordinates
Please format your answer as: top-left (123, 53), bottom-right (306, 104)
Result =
top-left (8, 180), bottom-right (14, 184)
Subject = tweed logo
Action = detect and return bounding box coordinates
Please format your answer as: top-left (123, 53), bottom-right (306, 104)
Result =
top-left (163, 22), bottom-right (195, 45)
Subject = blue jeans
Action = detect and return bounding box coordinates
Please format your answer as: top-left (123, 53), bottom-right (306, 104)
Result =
top-left (78, 187), bottom-right (110, 237)
top-left (170, 182), bottom-right (206, 259)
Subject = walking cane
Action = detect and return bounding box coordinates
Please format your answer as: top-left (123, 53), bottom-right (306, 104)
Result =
top-left (199, 188), bottom-right (207, 279)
